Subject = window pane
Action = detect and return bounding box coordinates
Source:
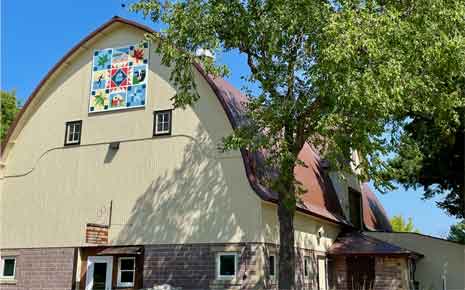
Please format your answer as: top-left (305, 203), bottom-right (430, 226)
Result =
top-left (3, 259), bottom-right (15, 276)
top-left (73, 133), bottom-right (79, 142)
top-left (163, 122), bottom-right (169, 131)
top-left (219, 255), bottom-right (235, 276)
top-left (68, 132), bottom-right (74, 142)
top-left (120, 271), bottom-right (134, 283)
top-left (269, 256), bottom-right (275, 276)
top-left (120, 259), bottom-right (135, 271)
top-left (157, 114), bottom-right (164, 123)
top-left (304, 257), bottom-right (309, 276)
top-left (157, 122), bottom-right (164, 132)
top-left (74, 123), bottom-right (81, 133)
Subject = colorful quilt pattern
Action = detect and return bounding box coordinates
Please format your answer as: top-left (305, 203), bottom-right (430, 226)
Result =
top-left (89, 42), bottom-right (149, 112)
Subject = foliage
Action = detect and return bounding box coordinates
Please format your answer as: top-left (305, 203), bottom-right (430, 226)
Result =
top-left (1, 90), bottom-right (20, 143)
top-left (386, 108), bottom-right (464, 218)
top-left (447, 221), bottom-right (465, 244)
top-left (128, 1), bottom-right (465, 288)
top-left (390, 215), bottom-right (420, 233)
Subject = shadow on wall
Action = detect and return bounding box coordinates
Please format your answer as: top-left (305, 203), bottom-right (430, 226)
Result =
top-left (114, 124), bottom-right (245, 245)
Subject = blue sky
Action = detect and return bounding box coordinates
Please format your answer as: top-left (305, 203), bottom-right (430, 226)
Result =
top-left (1, 0), bottom-right (459, 237)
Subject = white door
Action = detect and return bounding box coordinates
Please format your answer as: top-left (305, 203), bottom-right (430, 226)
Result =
top-left (85, 256), bottom-right (113, 290)
top-left (317, 256), bottom-right (327, 290)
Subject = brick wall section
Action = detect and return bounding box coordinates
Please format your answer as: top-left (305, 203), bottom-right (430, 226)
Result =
top-left (0, 248), bottom-right (75, 290)
top-left (374, 257), bottom-right (409, 290)
top-left (143, 243), bottom-right (261, 290)
top-left (328, 256), bottom-right (348, 290)
top-left (85, 224), bottom-right (109, 244)
top-left (329, 256), bottom-right (409, 290)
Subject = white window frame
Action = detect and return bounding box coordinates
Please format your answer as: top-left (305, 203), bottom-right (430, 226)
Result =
top-left (268, 254), bottom-right (277, 279)
top-left (153, 110), bottom-right (172, 136)
top-left (0, 256), bottom-right (16, 280)
top-left (117, 257), bottom-right (136, 288)
top-left (216, 252), bottom-right (238, 279)
top-left (65, 120), bottom-right (82, 145)
top-left (304, 256), bottom-right (311, 279)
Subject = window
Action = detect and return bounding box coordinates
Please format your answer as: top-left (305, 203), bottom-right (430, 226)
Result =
top-left (348, 189), bottom-right (363, 229)
top-left (1, 257), bottom-right (16, 279)
top-left (268, 254), bottom-right (276, 278)
top-left (304, 256), bottom-right (311, 279)
top-left (153, 110), bottom-right (172, 136)
top-left (64, 120), bottom-right (82, 145)
top-left (216, 252), bottom-right (237, 279)
top-left (117, 257), bottom-right (135, 287)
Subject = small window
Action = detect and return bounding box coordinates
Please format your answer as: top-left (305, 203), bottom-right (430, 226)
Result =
top-left (268, 254), bottom-right (276, 278)
top-left (1, 257), bottom-right (16, 279)
top-left (117, 257), bottom-right (135, 287)
top-left (349, 189), bottom-right (363, 229)
top-left (64, 120), bottom-right (82, 145)
top-left (304, 256), bottom-right (311, 278)
top-left (216, 252), bottom-right (237, 279)
top-left (153, 110), bottom-right (172, 136)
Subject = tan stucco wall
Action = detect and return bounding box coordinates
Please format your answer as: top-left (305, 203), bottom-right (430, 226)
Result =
top-left (261, 202), bottom-right (340, 252)
top-left (366, 232), bottom-right (465, 290)
top-left (0, 23), bottom-right (263, 248)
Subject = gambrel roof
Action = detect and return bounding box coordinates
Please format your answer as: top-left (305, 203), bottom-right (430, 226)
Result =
top-left (2, 16), bottom-right (392, 232)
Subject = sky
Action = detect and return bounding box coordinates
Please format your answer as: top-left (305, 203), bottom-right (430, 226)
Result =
top-left (1, 0), bottom-right (459, 237)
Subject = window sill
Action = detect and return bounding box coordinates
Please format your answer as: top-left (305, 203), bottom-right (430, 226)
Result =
top-left (210, 277), bottom-right (242, 285)
top-left (0, 279), bottom-right (17, 285)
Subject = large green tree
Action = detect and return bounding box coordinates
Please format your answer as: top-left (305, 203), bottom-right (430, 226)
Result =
top-left (390, 215), bottom-right (420, 233)
top-left (387, 108), bottom-right (464, 218)
top-left (1, 90), bottom-right (20, 143)
top-left (447, 221), bottom-right (465, 244)
top-left (129, 1), bottom-right (465, 288)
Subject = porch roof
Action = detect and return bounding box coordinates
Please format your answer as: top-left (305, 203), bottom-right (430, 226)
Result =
top-left (328, 232), bottom-right (423, 259)
top-left (97, 246), bottom-right (143, 255)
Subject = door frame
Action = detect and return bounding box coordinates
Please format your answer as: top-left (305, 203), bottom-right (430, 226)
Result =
top-left (317, 255), bottom-right (327, 290)
top-left (85, 256), bottom-right (113, 290)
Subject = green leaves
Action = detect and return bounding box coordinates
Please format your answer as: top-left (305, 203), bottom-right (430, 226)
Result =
top-left (1, 90), bottom-right (20, 143)
top-left (129, 0), bottom-right (465, 216)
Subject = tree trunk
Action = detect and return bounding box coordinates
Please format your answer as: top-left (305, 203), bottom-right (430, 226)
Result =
top-left (278, 192), bottom-right (296, 290)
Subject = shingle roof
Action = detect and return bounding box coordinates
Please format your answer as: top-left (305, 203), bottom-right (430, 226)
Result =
top-left (328, 232), bottom-right (423, 258)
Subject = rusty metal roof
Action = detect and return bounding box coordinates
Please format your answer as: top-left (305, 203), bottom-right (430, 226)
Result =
top-left (328, 232), bottom-right (423, 258)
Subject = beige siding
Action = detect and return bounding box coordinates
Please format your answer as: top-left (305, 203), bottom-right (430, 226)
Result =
top-left (261, 202), bottom-right (340, 252)
top-left (0, 23), bottom-right (262, 248)
top-left (366, 232), bottom-right (465, 290)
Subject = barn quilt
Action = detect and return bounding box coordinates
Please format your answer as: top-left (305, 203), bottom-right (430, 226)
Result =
top-left (89, 42), bottom-right (149, 112)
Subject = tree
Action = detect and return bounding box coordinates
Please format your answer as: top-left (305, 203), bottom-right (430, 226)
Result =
top-left (129, 1), bottom-right (465, 288)
top-left (1, 90), bottom-right (20, 143)
top-left (390, 215), bottom-right (420, 233)
top-left (386, 108), bottom-right (464, 219)
top-left (447, 221), bottom-right (465, 244)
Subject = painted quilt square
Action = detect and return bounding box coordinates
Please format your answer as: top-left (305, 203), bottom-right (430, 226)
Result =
top-left (89, 89), bottom-right (110, 112)
top-left (110, 67), bottom-right (131, 89)
top-left (89, 42), bottom-right (148, 113)
top-left (132, 65), bottom-right (147, 85)
top-left (93, 49), bottom-right (112, 71)
top-left (130, 42), bottom-right (149, 65)
top-left (109, 90), bottom-right (126, 109)
top-left (112, 47), bottom-right (130, 67)
top-left (126, 84), bottom-right (146, 107)
top-left (92, 70), bottom-right (110, 90)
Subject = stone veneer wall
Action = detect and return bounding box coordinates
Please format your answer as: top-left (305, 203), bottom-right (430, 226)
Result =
top-left (0, 248), bottom-right (75, 290)
top-left (143, 243), bottom-right (261, 290)
top-left (328, 256), bottom-right (409, 290)
top-left (143, 243), bottom-right (321, 290)
top-left (374, 257), bottom-right (409, 290)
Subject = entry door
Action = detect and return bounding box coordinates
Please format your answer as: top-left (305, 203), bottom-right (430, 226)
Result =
top-left (317, 256), bottom-right (327, 290)
top-left (85, 256), bottom-right (113, 290)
